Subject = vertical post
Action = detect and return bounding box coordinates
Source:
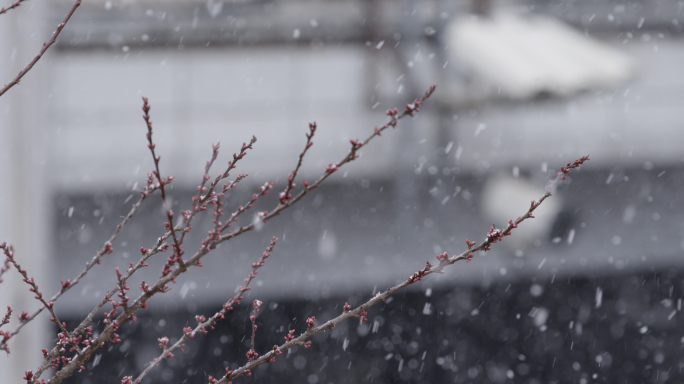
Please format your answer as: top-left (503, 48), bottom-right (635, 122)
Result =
top-left (0, 2), bottom-right (52, 380)
top-left (392, 0), bottom-right (423, 232)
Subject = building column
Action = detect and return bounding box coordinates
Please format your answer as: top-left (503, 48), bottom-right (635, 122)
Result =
top-left (0, 2), bottom-right (53, 381)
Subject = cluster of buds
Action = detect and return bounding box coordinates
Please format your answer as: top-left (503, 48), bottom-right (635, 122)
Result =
top-left (284, 329), bottom-right (296, 342)
top-left (246, 348), bottom-right (259, 360)
top-left (157, 336), bottom-right (169, 350)
top-left (60, 279), bottom-right (72, 290)
top-left (325, 163), bottom-right (339, 173)
top-left (250, 301), bottom-right (262, 325)
top-left (347, 138), bottom-right (363, 161)
top-left (269, 344), bottom-right (282, 362)
top-left (483, 225), bottom-right (507, 251)
top-left (140, 172), bottom-right (168, 197)
top-left (183, 326), bottom-right (195, 338)
top-left (435, 252), bottom-right (450, 265)
top-left (50, 324), bottom-right (92, 370)
top-left (195, 314), bottom-right (209, 335)
top-left (386, 107), bottom-right (400, 128)
top-left (306, 316), bottom-right (315, 329)
top-left (385, 107), bottom-right (399, 117)
top-left (234, 136), bottom-right (258, 164)
top-left (23, 370), bottom-right (47, 384)
top-left (485, 224), bottom-right (505, 243)
top-left (114, 267), bottom-right (130, 310)
top-left (349, 138), bottom-right (363, 151)
top-left (103, 242), bottom-right (114, 255)
top-left (403, 98), bottom-right (422, 117)
top-left (1, 309), bottom-right (12, 352)
top-left (139, 280), bottom-right (151, 294)
top-left (407, 261), bottom-right (434, 283)
top-left (529, 199), bottom-right (540, 211)
top-left (358, 311), bottom-right (368, 324)
top-left (558, 155), bottom-right (590, 180)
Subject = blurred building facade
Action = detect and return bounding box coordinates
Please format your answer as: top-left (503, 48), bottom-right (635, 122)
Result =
top-left (2, 0), bottom-right (684, 382)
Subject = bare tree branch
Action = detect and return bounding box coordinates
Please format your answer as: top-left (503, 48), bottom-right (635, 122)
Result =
top-left (0, 0), bottom-right (28, 16)
top-left (0, 0), bottom-right (81, 98)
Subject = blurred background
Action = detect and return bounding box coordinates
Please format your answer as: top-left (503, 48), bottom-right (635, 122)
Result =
top-left (1, 0), bottom-right (684, 382)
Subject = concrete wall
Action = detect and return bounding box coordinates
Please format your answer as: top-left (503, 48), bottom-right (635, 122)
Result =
top-left (0, 3), bottom-right (53, 381)
top-left (46, 46), bottom-right (439, 191)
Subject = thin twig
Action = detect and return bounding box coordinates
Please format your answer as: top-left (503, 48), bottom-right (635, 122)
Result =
top-left (0, 0), bottom-right (82, 97)
top-left (142, 97), bottom-right (185, 270)
top-left (279, 123), bottom-right (316, 204)
top-left (0, 0), bottom-right (28, 16)
top-left (1, 244), bottom-right (78, 355)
